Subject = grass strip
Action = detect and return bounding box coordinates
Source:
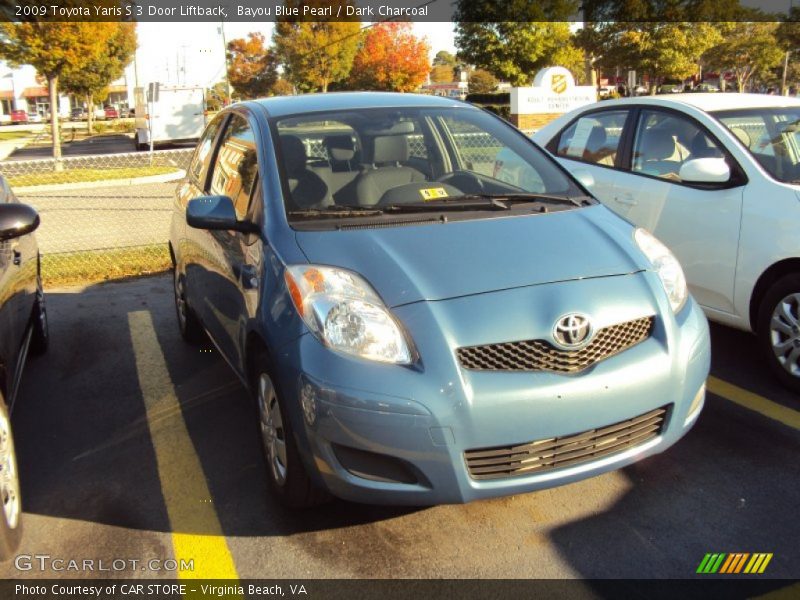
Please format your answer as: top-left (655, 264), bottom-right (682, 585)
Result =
top-left (7, 165), bottom-right (178, 188)
top-left (42, 244), bottom-right (171, 287)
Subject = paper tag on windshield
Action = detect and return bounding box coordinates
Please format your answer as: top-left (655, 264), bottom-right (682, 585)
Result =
top-left (420, 187), bottom-right (449, 201)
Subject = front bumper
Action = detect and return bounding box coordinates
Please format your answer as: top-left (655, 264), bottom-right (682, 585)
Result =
top-left (273, 273), bottom-right (711, 505)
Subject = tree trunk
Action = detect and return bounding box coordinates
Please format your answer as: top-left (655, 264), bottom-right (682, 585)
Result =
top-left (781, 50), bottom-right (790, 96)
top-left (321, 79), bottom-right (328, 93)
top-left (49, 76), bottom-right (63, 172)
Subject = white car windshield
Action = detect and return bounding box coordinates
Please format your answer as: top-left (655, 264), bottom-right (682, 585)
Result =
top-left (714, 107), bottom-right (800, 183)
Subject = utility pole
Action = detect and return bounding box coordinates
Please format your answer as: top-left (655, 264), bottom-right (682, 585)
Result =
top-left (219, 21), bottom-right (232, 104)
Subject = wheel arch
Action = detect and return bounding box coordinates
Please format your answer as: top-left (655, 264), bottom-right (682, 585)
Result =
top-left (750, 258), bottom-right (800, 332)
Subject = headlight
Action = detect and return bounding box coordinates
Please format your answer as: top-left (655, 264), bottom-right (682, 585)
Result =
top-left (284, 265), bottom-right (413, 364)
top-left (634, 228), bottom-right (688, 313)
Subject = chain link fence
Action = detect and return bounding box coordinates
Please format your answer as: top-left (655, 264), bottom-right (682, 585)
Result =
top-left (0, 149), bottom-right (193, 286)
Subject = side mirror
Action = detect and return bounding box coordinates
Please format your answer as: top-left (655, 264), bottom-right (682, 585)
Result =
top-left (186, 195), bottom-right (257, 233)
top-left (0, 203), bottom-right (40, 241)
top-left (678, 158), bottom-right (730, 184)
top-left (573, 168), bottom-right (595, 189)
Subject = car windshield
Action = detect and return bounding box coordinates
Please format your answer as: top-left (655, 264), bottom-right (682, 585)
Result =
top-left (713, 107), bottom-right (800, 183)
top-left (271, 107), bottom-right (587, 223)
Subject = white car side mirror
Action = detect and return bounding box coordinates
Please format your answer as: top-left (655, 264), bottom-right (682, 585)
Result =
top-left (573, 168), bottom-right (595, 189)
top-left (679, 158), bottom-right (730, 184)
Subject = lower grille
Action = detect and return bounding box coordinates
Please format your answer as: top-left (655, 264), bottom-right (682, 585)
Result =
top-left (464, 406), bottom-right (668, 481)
top-left (457, 316), bottom-right (654, 374)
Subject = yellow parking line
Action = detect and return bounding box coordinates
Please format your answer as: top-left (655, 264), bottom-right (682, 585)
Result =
top-left (707, 376), bottom-right (800, 432)
top-left (129, 311), bottom-right (239, 579)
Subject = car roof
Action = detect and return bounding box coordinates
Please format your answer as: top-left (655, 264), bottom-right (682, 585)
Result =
top-left (247, 91), bottom-right (470, 118)
top-left (594, 93), bottom-right (800, 113)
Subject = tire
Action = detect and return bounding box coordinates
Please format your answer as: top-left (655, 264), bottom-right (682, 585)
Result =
top-left (29, 277), bottom-right (48, 356)
top-left (757, 273), bottom-right (800, 393)
top-left (173, 269), bottom-right (205, 345)
top-left (251, 351), bottom-right (329, 508)
top-left (0, 394), bottom-right (22, 561)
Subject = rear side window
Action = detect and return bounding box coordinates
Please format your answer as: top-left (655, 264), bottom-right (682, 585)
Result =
top-left (556, 111), bottom-right (627, 167)
top-left (208, 114), bottom-right (258, 220)
top-left (189, 115), bottom-right (225, 186)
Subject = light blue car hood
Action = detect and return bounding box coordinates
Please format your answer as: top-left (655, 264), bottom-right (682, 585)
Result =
top-left (294, 205), bottom-right (647, 307)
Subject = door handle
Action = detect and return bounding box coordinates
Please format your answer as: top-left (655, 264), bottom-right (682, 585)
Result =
top-left (12, 250), bottom-right (21, 266)
top-left (234, 263), bottom-right (259, 289)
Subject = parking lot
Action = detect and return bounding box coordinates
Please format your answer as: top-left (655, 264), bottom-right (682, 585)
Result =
top-left (0, 274), bottom-right (797, 582)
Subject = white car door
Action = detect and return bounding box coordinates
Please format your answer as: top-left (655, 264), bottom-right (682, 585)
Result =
top-left (609, 108), bottom-right (744, 314)
top-left (548, 109), bottom-right (632, 211)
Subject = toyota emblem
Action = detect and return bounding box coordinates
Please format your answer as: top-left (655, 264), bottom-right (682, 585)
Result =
top-left (553, 313), bottom-right (593, 349)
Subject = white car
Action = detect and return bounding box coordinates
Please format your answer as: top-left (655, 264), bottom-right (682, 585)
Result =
top-left (533, 93), bottom-right (800, 391)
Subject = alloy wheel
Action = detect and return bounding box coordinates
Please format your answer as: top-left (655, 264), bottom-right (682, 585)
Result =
top-left (769, 292), bottom-right (800, 377)
top-left (0, 408), bottom-right (20, 530)
top-left (257, 373), bottom-right (288, 486)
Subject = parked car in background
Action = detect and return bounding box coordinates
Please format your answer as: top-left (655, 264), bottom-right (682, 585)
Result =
top-left (26, 112), bottom-right (43, 124)
top-left (692, 83), bottom-right (720, 93)
top-left (9, 110), bottom-right (28, 124)
top-left (658, 83), bottom-right (685, 94)
top-left (534, 93), bottom-right (800, 392)
top-left (170, 92), bottom-right (709, 508)
top-left (0, 173), bottom-right (48, 559)
top-left (70, 107), bottom-right (87, 121)
top-left (104, 106), bottom-right (119, 119)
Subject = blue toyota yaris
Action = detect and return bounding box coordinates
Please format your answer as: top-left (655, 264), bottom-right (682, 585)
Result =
top-left (169, 92), bottom-right (710, 508)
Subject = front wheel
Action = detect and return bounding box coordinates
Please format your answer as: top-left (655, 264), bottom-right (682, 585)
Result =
top-left (0, 394), bottom-right (22, 560)
top-left (252, 355), bottom-right (328, 509)
top-left (29, 278), bottom-right (48, 356)
top-left (757, 274), bottom-right (800, 393)
top-left (173, 269), bottom-right (205, 344)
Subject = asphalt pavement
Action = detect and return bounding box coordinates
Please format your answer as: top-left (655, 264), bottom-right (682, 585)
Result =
top-left (0, 274), bottom-right (798, 583)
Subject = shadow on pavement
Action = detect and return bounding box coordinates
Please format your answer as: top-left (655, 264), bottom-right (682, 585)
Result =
top-left (11, 274), bottom-right (417, 541)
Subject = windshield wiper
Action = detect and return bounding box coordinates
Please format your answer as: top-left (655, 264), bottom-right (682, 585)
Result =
top-left (454, 193), bottom-right (593, 207)
top-left (382, 198), bottom-right (511, 213)
top-left (288, 205), bottom-right (384, 218)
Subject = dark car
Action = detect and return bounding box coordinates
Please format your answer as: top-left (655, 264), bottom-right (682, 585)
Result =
top-left (169, 93), bottom-right (709, 508)
top-left (70, 107), bottom-right (87, 121)
top-left (0, 173), bottom-right (48, 559)
top-left (104, 106), bottom-right (119, 119)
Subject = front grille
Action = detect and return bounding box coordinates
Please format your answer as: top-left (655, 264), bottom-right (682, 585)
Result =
top-left (457, 316), bottom-right (654, 374)
top-left (464, 406), bottom-right (668, 481)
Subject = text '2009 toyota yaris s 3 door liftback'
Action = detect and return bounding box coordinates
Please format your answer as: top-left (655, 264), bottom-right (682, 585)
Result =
top-left (169, 93), bottom-right (710, 507)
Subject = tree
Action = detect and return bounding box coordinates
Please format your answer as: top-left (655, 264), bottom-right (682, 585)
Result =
top-left (433, 50), bottom-right (457, 67)
top-left (348, 23), bottom-right (431, 92)
top-left (271, 78), bottom-right (295, 96)
top-left (430, 64), bottom-right (455, 83)
top-left (468, 69), bottom-right (497, 93)
top-left (227, 32), bottom-right (279, 99)
top-left (703, 22), bottom-right (784, 92)
top-left (60, 22), bottom-right (136, 134)
top-left (206, 81), bottom-right (228, 111)
top-left (0, 22), bottom-right (114, 168)
top-left (777, 7), bottom-right (800, 94)
top-left (454, 1), bottom-right (583, 86)
top-left (273, 0), bottom-right (361, 93)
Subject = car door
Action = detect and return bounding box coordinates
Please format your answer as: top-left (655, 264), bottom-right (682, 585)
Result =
top-left (194, 112), bottom-right (261, 372)
top-left (547, 108), bottom-right (633, 209)
top-left (608, 108), bottom-right (745, 314)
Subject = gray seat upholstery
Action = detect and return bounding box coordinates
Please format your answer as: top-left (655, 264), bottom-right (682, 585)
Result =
top-left (355, 135), bottom-right (426, 206)
top-left (313, 134), bottom-right (361, 205)
top-left (280, 135), bottom-right (332, 209)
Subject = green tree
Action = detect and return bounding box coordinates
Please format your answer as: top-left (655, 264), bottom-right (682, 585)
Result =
top-left (227, 32), bottom-right (279, 99)
top-left (430, 64), bottom-right (455, 83)
top-left (60, 22), bottom-right (136, 133)
top-left (468, 69), bottom-right (497, 93)
top-left (0, 21), bottom-right (114, 168)
top-left (205, 81), bottom-right (228, 111)
top-left (273, 0), bottom-right (361, 93)
top-left (454, 0), bottom-right (580, 86)
top-left (433, 50), bottom-right (457, 67)
top-left (703, 22), bottom-right (784, 92)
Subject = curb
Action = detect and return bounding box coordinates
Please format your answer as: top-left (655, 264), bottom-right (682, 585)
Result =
top-left (13, 169), bottom-right (186, 194)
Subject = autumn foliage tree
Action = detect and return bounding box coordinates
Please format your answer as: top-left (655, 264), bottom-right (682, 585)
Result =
top-left (273, 0), bottom-right (361, 93)
top-left (60, 22), bottom-right (136, 134)
top-left (349, 23), bottom-right (431, 92)
top-left (227, 32), bottom-right (279, 99)
top-left (0, 22), bottom-right (115, 168)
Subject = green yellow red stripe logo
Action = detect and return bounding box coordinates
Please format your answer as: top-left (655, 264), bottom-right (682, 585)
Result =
top-left (697, 553), bottom-right (773, 574)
